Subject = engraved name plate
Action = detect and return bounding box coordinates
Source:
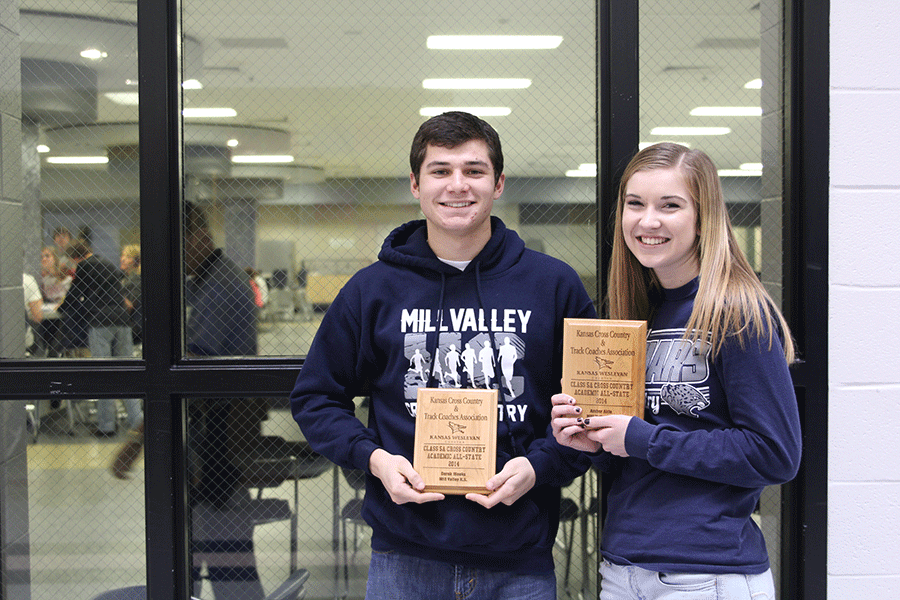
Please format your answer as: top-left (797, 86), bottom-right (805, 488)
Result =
top-left (413, 388), bottom-right (498, 495)
top-left (562, 319), bottom-right (647, 419)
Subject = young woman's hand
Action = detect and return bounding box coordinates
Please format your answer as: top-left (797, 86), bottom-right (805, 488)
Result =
top-left (551, 394), bottom-right (601, 453)
top-left (580, 415), bottom-right (632, 457)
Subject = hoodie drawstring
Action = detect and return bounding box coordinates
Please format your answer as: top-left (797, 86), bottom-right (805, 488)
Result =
top-left (425, 272), bottom-right (447, 389)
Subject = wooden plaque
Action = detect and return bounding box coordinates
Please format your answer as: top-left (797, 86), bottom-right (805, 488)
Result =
top-left (562, 319), bottom-right (647, 419)
top-left (413, 388), bottom-right (498, 495)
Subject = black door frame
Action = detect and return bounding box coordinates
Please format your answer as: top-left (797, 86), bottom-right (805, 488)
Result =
top-left (596, 1), bottom-right (828, 599)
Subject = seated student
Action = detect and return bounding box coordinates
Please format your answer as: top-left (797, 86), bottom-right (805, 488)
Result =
top-left (23, 272), bottom-right (42, 356)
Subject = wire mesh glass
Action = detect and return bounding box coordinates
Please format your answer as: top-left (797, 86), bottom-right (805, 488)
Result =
top-left (639, 0), bottom-right (787, 592)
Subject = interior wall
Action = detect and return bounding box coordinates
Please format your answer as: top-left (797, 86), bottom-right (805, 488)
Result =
top-left (828, 1), bottom-right (900, 597)
top-left (0, 4), bottom-right (30, 599)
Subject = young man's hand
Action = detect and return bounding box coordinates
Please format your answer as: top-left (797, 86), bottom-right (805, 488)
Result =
top-left (368, 448), bottom-right (445, 504)
top-left (465, 456), bottom-right (535, 508)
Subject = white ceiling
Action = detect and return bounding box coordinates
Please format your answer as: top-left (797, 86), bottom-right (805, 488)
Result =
top-left (20, 0), bottom-right (767, 184)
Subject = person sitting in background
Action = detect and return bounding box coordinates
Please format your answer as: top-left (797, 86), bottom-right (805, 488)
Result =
top-left (120, 244), bottom-right (142, 349)
top-left (23, 272), bottom-right (43, 356)
top-left (52, 226), bottom-right (77, 278)
top-left (37, 247), bottom-right (72, 358)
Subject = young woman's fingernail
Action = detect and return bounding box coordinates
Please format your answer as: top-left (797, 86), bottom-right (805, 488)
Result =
top-left (582, 418), bottom-right (590, 426)
top-left (574, 406), bottom-right (582, 414)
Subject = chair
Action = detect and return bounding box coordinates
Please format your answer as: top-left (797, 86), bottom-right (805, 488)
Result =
top-left (242, 437), bottom-right (331, 575)
top-left (558, 466), bottom-right (600, 598)
top-left (333, 466), bottom-right (368, 600)
top-left (89, 568), bottom-right (309, 600)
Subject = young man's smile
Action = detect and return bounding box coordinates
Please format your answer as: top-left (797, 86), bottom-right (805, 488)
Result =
top-left (411, 139), bottom-right (505, 259)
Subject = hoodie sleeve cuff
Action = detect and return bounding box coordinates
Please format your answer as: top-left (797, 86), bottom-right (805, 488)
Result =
top-left (624, 417), bottom-right (654, 461)
top-left (351, 439), bottom-right (381, 474)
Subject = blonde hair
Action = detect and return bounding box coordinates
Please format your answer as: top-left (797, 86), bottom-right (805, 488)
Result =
top-left (122, 244), bottom-right (141, 274)
top-left (41, 246), bottom-right (61, 274)
top-left (608, 143), bottom-right (795, 363)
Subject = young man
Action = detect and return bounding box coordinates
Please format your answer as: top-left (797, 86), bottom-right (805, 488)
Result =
top-left (290, 112), bottom-right (595, 599)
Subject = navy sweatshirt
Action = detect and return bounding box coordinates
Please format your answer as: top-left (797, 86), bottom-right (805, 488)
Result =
top-left (598, 277), bottom-right (802, 574)
top-left (291, 217), bottom-right (595, 573)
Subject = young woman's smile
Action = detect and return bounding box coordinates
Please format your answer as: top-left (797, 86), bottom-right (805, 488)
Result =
top-left (622, 167), bottom-right (700, 288)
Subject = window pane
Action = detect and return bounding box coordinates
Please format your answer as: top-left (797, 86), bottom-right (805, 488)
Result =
top-left (22, 398), bottom-right (146, 599)
top-left (639, 0), bottom-right (787, 589)
top-left (5, 9), bottom-right (143, 361)
top-left (180, 0), bottom-right (599, 596)
top-left (181, 0), bottom-right (598, 360)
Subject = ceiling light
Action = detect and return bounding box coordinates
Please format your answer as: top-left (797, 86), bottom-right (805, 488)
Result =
top-left (745, 78), bottom-right (762, 89)
top-left (566, 163), bottom-right (596, 178)
top-left (740, 162), bottom-right (763, 171)
top-left (718, 169), bottom-right (762, 177)
top-left (420, 107), bottom-right (511, 117)
top-left (232, 155), bottom-right (294, 163)
top-left (183, 108), bottom-right (237, 118)
top-left (690, 106), bottom-right (762, 116)
top-left (182, 79), bottom-right (203, 89)
top-left (427, 35), bottom-right (563, 50)
top-left (650, 127), bottom-right (731, 136)
top-left (227, 139), bottom-right (239, 147)
top-left (37, 145), bottom-right (50, 153)
top-left (422, 78), bottom-right (531, 90)
top-left (80, 48), bottom-right (107, 60)
top-left (105, 92), bottom-right (140, 106)
top-left (46, 156), bottom-right (109, 164)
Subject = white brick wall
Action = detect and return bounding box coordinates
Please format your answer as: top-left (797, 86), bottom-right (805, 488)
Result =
top-left (829, 1), bottom-right (900, 596)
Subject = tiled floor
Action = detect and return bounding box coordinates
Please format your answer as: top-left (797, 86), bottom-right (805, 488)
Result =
top-left (25, 408), bottom-right (598, 600)
top-left (22, 311), bottom-right (600, 600)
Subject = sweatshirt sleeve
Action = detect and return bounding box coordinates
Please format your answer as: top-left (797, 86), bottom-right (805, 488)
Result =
top-left (525, 277), bottom-right (597, 488)
top-left (625, 329), bottom-right (802, 488)
top-left (527, 427), bottom-right (595, 487)
top-left (290, 286), bottom-right (380, 473)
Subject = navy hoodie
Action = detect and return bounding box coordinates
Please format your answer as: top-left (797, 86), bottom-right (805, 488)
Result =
top-left (598, 277), bottom-right (802, 574)
top-left (291, 217), bottom-right (595, 573)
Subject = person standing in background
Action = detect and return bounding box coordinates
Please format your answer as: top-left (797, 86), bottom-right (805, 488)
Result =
top-left (120, 244), bottom-right (142, 351)
top-left (60, 239), bottom-right (142, 437)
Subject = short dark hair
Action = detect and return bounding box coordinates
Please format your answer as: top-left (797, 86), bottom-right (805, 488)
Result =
top-left (184, 201), bottom-right (209, 235)
top-left (66, 239), bottom-right (91, 260)
top-left (409, 111), bottom-right (503, 185)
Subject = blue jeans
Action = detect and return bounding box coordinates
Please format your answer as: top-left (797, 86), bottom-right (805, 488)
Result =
top-left (600, 559), bottom-right (775, 600)
top-left (366, 549), bottom-right (556, 600)
top-left (89, 326), bottom-right (141, 432)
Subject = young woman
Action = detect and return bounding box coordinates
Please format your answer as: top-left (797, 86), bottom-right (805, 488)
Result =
top-left (120, 244), bottom-right (142, 347)
top-left (552, 143), bottom-right (801, 599)
top-left (40, 246), bottom-right (72, 308)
